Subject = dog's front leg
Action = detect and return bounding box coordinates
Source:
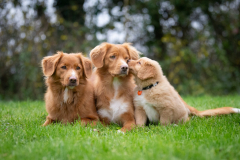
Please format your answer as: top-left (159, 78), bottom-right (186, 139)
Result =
top-left (159, 110), bottom-right (172, 126)
top-left (99, 117), bottom-right (111, 126)
top-left (135, 107), bottom-right (147, 127)
top-left (80, 115), bottom-right (100, 126)
top-left (42, 116), bottom-right (54, 126)
top-left (80, 118), bottom-right (96, 126)
top-left (119, 112), bottom-right (136, 132)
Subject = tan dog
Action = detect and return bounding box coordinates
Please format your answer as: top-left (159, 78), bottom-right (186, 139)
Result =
top-left (90, 43), bottom-right (139, 132)
top-left (42, 52), bottom-right (99, 126)
top-left (128, 57), bottom-right (240, 126)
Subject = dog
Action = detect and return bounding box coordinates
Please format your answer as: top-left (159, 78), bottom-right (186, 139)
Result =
top-left (90, 43), bottom-right (139, 132)
top-left (41, 51), bottom-right (99, 126)
top-left (128, 57), bottom-right (240, 126)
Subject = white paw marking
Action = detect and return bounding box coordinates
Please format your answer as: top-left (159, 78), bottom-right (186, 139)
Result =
top-left (117, 130), bottom-right (125, 134)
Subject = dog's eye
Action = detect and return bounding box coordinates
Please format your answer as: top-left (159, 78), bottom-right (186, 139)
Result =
top-left (110, 55), bottom-right (115, 59)
top-left (61, 66), bottom-right (67, 69)
top-left (125, 57), bottom-right (129, 60)
top-left (138, 62), bottom-right (141, 65)
top-left (76, 66), bottom-right (80, 70)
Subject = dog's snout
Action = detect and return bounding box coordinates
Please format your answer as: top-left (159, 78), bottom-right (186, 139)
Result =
top-left (121, 64), bottom-right (128, 71)
top-left (69, 77), bottom-right (77, 83)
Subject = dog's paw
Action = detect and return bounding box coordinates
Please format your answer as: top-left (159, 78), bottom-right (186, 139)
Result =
top-left (117, 130), bottom-right (125, 134)
top-left (90, 129), bottom-right (100, 133)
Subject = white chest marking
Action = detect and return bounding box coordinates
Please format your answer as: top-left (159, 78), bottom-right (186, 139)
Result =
top-left (63, 88), bottom-right (69, 103)
top-left (134, 92), bottom-right (159, 123)
top-left (98, 78), bottom-right (129, 123)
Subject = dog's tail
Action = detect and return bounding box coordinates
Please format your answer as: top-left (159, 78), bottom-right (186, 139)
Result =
top-left (179, 95), bottom-right (240, 117)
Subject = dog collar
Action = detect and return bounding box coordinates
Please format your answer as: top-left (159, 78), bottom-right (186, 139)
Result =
top-left (138, 81), bottom-right (159, 95)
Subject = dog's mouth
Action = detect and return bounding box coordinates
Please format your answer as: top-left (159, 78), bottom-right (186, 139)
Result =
top-left (120, 70), bottom-right (128, 74)
top-left (112, 73), bottom-right (127, 77)
top-left (66, 83), bottom-right (78, 89)
top-left (112, 71), bottom-right (129, 77)
top-left (66, 85), bottom-right (76, 90)
top-left (68, 86), bottom-right (75, 89)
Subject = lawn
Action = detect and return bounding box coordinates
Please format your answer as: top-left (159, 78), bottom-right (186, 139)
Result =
top-left (0, 95), bottom-right (240, 160)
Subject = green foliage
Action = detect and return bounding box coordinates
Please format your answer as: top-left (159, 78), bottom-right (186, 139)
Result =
top-left (0, 0), bottom-right (240, 100)
top-left (1, 96), bottom-right (240, 159)
top-left (0, 1), bottom-right (100, 100)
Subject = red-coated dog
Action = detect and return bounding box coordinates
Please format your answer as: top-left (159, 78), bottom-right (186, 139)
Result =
top-left (42, 52), bottom-right (99, 126)
top-left (90, 43), bottom-right (140, 132)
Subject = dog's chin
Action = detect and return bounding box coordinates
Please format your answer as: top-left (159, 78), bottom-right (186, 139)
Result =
top-left (68, 86), bottom-right (76, 89)
top-left (111, 72), bottom-right (128, 77)
top-left (65, 84), bottom-right (78, 89)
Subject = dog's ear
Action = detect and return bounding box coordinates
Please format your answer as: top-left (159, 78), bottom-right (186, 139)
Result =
top-left (77, 54), bottom-right (92, 79)
top-left (42, 51), bottom-right (63, 77)
top-left (122, 43), bottom-right (139, 60)
top-left (137, 63), bottom-right (156, 80)
top-left (90, 43), bottom-right (111, 68)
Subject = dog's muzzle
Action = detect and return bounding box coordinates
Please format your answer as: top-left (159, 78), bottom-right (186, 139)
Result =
top-left (120, 64), bottom-right (128, 74)
top-left (68, 76), bottom-right (77, 86)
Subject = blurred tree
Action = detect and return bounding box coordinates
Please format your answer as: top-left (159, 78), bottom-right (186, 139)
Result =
top-left (98, 0), bottom-right (240, 95)
top-left (54, 1), bottom-right (85, 24)
top-left (0, 0), bottom-right (98, 100)
top-left (0, 0), bottom-right (239, 100)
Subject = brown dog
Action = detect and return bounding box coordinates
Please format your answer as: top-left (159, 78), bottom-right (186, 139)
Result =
top-left (128, 57), bottom-right (240, 126)
top-left (42, 52), bottom-right (99, 126)
top-left (90, 43), bottom-right (139, 132)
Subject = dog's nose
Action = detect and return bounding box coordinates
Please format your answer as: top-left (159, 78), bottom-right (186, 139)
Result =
top-left (69, 77), bottom-right (77, 83)
top-left (121, 64), bottom-right (128, 71)
top-left (127, 60), bottom-right (130, 63)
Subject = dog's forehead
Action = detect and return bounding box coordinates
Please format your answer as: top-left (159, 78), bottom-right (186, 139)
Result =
top-left (140, 57), bottom-right (160, 69)
top-left (141, 57), bottom-right (151, 61)
top-left (141, 57), bottom-right (154, 64)
top-left (60, 54), bottom-right (81, 65)
top-left (108, 45), bottom-right (128, 56)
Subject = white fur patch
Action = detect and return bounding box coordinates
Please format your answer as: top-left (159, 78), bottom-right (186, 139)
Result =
top-left (98, 109), bottom-right (112, 121)
top-left (98, 78), bottom-right (129, 123)
top-left (232, 108), bottom-right (240, 113)
top-left (109, 97), bottom-right (128, 122)
top-left (134, 92), bottom-right (160, 123)
top-left (63, 88), bottom-right (69, 103)
top-left (71, 70), bottom-right (76, 77)
top-left (121, 60), bottom-right (128, 66)
top-left (117, 130), bottom-right (125, 134)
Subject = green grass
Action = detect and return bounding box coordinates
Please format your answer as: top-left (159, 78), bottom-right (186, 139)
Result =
top-left (1, 95), bottom-right (240, 160)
